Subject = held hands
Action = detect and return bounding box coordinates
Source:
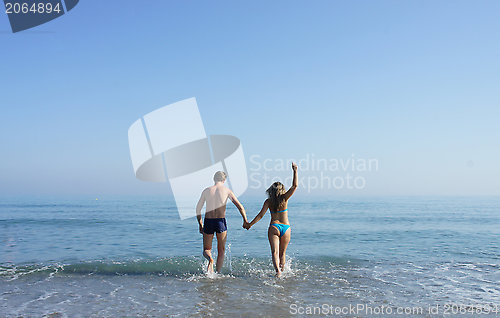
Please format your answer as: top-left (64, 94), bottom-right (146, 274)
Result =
top-left (243, 221), bottom-right (252, 230)
top-left (292, 162), bottom-right (298, 171)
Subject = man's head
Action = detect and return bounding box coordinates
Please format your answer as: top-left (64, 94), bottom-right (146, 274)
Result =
top-left (213, 171), bottom-right (227, 183)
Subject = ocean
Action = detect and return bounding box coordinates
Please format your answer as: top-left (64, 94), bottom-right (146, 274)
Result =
top-left (1, 196), bottom-right (499, 317)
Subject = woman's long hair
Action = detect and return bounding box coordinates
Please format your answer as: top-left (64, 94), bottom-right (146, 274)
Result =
top-left (266, 181), bottom-right (287, 211)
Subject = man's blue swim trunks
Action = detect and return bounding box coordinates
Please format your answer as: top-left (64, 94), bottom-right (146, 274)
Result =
top-left (203, 218), bottom-right (227, 234)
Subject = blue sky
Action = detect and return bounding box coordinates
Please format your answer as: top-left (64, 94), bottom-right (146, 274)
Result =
top-left (1, 0), bottom-right (499, 196)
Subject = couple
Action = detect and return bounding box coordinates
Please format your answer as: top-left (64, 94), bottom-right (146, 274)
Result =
top-left (196, 163), bottom-right (298, 277)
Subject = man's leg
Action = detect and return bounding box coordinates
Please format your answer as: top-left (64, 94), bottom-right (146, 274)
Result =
top-left (203, 233), bottom-right (214, 273)
top-left (215, 231), bottom-right (227, 273)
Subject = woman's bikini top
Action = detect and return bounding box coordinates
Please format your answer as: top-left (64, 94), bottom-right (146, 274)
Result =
top-left (270, 208), bottom-right (288, 213)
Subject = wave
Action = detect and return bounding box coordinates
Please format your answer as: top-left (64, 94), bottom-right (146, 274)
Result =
top-left (0, 258), bottom-right (199, 280)
top-left (0, 256), bottom-right (360, 280)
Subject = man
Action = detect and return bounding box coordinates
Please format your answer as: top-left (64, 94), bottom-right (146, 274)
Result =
top-left (196, 171), bottom-right (248, 273)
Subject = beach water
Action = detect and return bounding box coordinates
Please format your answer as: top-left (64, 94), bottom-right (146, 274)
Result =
top-left (1, 196), bottom-right (499, 317)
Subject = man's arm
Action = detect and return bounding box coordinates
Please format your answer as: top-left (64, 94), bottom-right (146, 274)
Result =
top-left (196, 189), bottom-right (206, 234)
top-left (229, 190), bottom-right (248, 224)
top-left (283, 162), bottom-right (298, 200)
top-left (247, 199), bottom-right (269, 229)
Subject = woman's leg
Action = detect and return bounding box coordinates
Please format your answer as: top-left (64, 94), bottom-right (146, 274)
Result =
top-left (268, 226), bottom-right (281, 277)
top-left (279, 228), bottom-right (291, 271)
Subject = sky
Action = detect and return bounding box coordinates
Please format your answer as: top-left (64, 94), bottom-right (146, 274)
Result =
top-left (0, 0), bottom-right (499, 197)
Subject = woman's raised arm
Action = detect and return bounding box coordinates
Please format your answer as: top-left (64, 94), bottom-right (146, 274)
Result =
top-left (283, 162), bottom-right (298, 200)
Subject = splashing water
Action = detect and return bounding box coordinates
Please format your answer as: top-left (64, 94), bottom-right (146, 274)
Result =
top-left (227, 243), bottom-right (232, 274)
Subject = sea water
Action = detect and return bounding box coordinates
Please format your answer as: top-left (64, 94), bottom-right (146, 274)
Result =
top-left (1, 196), bottom-right (499, 317)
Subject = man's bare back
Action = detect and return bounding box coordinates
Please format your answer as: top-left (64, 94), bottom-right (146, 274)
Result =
top-left (202, 183), bottom-right (232, 219)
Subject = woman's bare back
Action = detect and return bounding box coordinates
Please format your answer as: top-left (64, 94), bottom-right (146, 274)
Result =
top-left (269, 201), bottom-right (290, 225)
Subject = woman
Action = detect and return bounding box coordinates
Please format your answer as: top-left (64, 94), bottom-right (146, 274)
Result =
top-left (245, 162), bottom-right (298, 277)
